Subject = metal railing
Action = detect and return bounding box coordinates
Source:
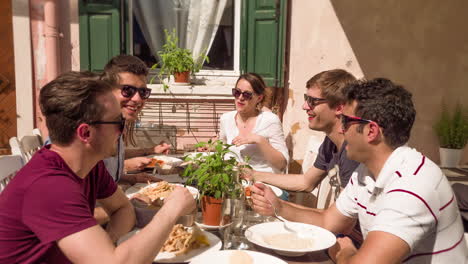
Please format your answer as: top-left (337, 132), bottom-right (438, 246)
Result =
top-left (135, 99), bottom-right (235, 152)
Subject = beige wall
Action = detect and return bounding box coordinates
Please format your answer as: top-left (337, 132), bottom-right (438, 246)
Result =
top-left (284, 0), bottom-right (468, 169)
top-left (283, 0), bottom-right (364, 165)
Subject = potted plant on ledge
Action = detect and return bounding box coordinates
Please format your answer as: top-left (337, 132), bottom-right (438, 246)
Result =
top-left (182, 140), bottom-right (246, 226)
top-left (151, 29), bottom-right (209, 91)
top-left (433, 103), bottom-right (468, 167)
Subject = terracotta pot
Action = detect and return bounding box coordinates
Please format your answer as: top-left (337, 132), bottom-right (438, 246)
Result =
top-left (201, 195), bottom-right (223, 226)
top-left (173, 71), bottom-right (190, 83)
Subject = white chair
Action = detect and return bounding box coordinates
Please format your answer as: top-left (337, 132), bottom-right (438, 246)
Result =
top-left (9, 133), bottom-right (43, 164)
top-left (295, 134), bottom-right (344, 210)
top-left (291, 135), bottom-right (323, 207)
top-left (0, 155), bottom-right (24, 192)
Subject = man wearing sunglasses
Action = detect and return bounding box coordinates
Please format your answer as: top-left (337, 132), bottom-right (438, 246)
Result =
top-left (0, 72), bottom-right (196, 263)
top-left (244, 69), bottom-right (359, 201)
top-left (101, 55), bottom-right (171, 185)
top-left (251, 78), bottom-right (467, 263)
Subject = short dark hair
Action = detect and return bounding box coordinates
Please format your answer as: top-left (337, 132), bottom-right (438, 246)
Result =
top-left (306, 69), bottom-right (356, 108)
top-left (39, 71), bottom-right (112, 145)
top-left (101, 55), bottom-right (149, 85)
top-left (343, 78), bottom-right (416, 148)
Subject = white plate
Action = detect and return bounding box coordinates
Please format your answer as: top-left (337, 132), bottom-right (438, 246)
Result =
top-left (184, 152), bottom-right (215, 159)
top-left (148, 155), bottom-right (183, 167)
top-left (245, 222), bottom-right (336, 257)
top-left (117, 228), bottom-right (222, 263)
top-left (126, 182), bottom-right (199, 200)
top-left (194, 221), bottom-right (232, 230)
top-left (190, 249), bottom-right (287, 264)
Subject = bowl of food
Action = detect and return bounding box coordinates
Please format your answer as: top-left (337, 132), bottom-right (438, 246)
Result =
top-left (245, 222), bottom-right (336, 256)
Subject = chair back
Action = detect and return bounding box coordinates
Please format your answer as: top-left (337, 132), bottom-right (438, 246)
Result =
top-left (9, 134), bottom-right (43, 164)
top-left (0, 155), bottom-right (24, 192)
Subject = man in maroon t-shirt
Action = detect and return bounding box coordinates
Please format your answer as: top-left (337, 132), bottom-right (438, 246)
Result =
top-left (0, 72), bottom-right (196, 263)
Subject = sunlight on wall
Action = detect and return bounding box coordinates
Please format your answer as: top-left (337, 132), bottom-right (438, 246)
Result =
top-left (283, 0), bottom-right (364, 162)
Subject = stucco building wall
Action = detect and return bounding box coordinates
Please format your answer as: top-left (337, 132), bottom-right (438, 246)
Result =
top-left (284, 0), bottom-right (468, 171)
top-left (27, 0), bottom-right (467, 167)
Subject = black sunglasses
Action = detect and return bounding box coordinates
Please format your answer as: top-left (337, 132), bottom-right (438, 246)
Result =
top-left (121, 85), bottom-right (152, 99)
top-left (304, 94), bottom-right (327, 108)
top-left (341, 114), bottom-right (374, 132)
top-left (90, 116), bottom-right (126, 133)
top-left (232, 88), bottom-right (254, 100)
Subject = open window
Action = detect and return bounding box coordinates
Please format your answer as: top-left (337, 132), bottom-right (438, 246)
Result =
top-left (79, 0), bottom-right (287, 88)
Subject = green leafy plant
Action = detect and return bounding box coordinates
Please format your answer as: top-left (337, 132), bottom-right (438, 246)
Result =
top-left (182, 140), bottom-right (250, 199)
top-left (150, 29), bottom-right (209, 91)
top-left (433, 103), bottom-right (468, 149)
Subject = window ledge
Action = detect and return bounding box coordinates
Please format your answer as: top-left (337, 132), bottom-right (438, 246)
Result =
top-left (148, 73), bottom-right (239, 100)
top-left (148, 83), bottom-right (234, 100)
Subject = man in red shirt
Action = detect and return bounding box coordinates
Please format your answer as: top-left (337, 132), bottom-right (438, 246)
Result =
top-left (0, 71), bottom-right (196, 263)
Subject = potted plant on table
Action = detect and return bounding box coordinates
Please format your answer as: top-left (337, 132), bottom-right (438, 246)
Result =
top-left (182, 140), bottom-right (247, 226)
top-left (151, 29), bottom-right (209, 91)
top-left (433, 103), bottom-right (468, 167)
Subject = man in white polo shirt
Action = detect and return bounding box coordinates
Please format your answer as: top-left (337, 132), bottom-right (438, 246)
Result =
top-left (250, 78), bottom-right (467, 263)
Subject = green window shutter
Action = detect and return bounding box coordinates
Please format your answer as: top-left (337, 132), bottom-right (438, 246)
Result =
top-left (241, 0), bottom-right (287, 87)
top-left (79, 0), bottom-right (121, 72)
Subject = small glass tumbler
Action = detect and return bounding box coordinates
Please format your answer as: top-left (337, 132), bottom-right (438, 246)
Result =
top-left (220, 198), bottom-right (250, 250)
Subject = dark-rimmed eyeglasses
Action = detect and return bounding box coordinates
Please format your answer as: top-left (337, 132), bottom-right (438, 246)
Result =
top-left (90, 116), bottom-right (126, 133)
top-left (341, 114), bottom-right (374, 132)
top-left (121, 85), bottom-right (151, 99)
top-left (232, 88), bottom-right (254, 100)
top-left (304, 94), bottom-right (327, 108)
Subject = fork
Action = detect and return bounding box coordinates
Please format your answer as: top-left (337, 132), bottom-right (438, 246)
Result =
top-left (265, 197), bottom-right (299, 234)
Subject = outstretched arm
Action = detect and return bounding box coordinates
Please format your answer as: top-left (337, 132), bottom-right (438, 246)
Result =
top-left (244, 166), bottom-right (327, 192)
top-left (97, 187), bottom-right (136, 243)
top-left (58, 187), bottom-right (196, 263)
top-left (125, 142), bottom-right (172, 159)
top-left (233, 133), bottom-right (287, 171)
top-left (330, 231), bottom-right (410, 264)
top-left (250, 182), bottom-right (355, 234)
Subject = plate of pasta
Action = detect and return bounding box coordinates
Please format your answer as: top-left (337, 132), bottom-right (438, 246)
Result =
top-left (117, 224), bottom-right (222, 263)
top-left (126, 181), bottom-right (199, 207)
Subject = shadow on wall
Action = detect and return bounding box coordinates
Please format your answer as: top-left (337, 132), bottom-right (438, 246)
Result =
top-left (330, 0), bottom-right (468, 165)
top-left (285, 132), bottom-right (303, 174)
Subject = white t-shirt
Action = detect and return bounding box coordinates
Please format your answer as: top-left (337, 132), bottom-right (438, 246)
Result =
top-left (219, 111), bottom-right (289, 174)
top-left (336, 146), bottom-right (467, 263)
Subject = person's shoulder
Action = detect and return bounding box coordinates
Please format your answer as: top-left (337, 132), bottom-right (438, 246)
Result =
top-left (319, 136), bottom-right (335, 151)
top-left (397, 147), bottom-right (443, 181)
top-left (384, 148), bottom-right (449, 199)
top-left (221, 110), bottom-right (236, 120)
top-left (260, 111), bottom-right (281, 123)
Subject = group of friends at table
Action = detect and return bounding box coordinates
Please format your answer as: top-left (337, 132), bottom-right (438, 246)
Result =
top-left (0, 54), bottom-right (466, 263)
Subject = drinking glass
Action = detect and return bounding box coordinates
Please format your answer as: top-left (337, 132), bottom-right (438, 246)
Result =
top-left (220, 198), bottom-right (251, 250)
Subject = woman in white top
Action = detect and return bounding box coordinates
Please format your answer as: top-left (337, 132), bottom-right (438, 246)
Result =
top-left (219, 73), bottom-right (289, 174)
